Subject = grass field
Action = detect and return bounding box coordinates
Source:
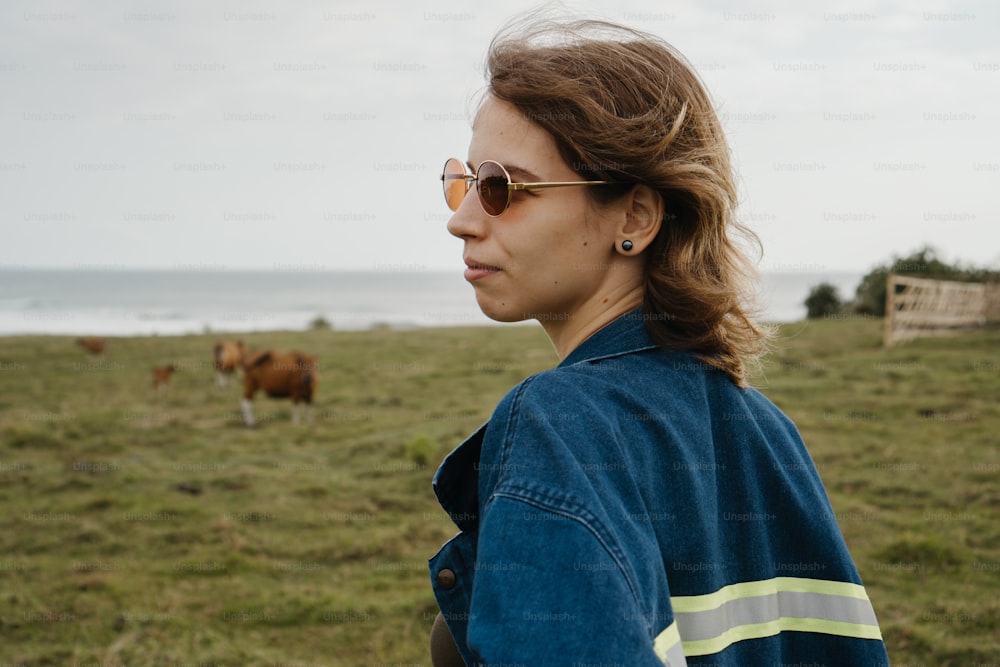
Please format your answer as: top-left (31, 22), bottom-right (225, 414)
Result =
top-left (0, 318), bottom-right (998, 666)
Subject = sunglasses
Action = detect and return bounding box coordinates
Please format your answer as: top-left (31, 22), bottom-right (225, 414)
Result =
top-left (441, 157), bottom-right (620, 217)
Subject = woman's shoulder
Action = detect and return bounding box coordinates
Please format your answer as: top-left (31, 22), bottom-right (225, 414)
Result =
top-left (495, 347), bottom-right (725, 414)
top-left (477, 369), bottom-right (625, 512)
top-left (482, 366), bottom-right (619, 458)
top-left (481, 351), bottom-right (685, 461)
top-left (493, 357), bottom-right (630, 420)
top-left (487, 367), bottom-right (591, 437)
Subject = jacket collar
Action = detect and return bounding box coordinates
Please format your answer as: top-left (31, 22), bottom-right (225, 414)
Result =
top-left (558, 307), bottom-right (659, 368)
top-left (432, 308), bottom-right (658, 530)
top-left (432, 423), bottom-right (485, 532)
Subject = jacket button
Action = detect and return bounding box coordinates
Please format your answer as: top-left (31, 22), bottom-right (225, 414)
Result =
top-left (437, 568), bottom-right (457, 590)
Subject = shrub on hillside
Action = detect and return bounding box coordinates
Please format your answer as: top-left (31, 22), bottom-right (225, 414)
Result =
top-left (804, 283), bottom-right (842, 319)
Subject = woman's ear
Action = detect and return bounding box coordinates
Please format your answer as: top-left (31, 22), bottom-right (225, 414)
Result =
top-left (616, 185), bottom-right (663, 254)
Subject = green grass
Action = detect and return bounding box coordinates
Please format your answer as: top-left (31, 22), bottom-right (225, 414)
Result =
top-left (0, 319), bottom-right (997, 665)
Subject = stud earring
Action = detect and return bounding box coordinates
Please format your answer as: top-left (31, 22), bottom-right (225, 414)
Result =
top-left (621, 240), bottom-right (634, 252)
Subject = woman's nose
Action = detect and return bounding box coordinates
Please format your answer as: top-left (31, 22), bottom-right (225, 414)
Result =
top-left (446, 185), bottom-right (487, 240)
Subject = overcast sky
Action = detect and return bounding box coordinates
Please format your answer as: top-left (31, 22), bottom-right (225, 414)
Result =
top-left (1, 0), bottom-right (997, 274)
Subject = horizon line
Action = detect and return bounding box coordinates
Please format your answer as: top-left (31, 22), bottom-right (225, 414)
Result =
top-left (0, 264), bottom-right (871, 274)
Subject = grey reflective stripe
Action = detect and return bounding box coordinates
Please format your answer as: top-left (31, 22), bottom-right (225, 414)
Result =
top-left (675, 591), bottom-right (879, 643)
top-left (663, 631), bottom-right (687, 666)
top-left (652, 620), bottom-right (687, 666)
top-left (653, 577), bottom-right (882, 659)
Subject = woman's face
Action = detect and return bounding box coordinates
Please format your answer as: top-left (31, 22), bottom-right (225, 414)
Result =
top-left (447, 96), bottom-right (626, 327)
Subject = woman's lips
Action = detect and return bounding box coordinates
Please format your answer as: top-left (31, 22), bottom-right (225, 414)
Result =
top-left (464, 261), bottom-right (502, 282)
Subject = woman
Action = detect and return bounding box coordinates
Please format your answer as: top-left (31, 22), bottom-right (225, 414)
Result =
top-left (428, 15), bottom-right (888, 667)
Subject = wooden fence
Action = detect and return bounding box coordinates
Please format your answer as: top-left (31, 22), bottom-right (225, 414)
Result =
top-left (884, 273), bottom-right (1000, 347)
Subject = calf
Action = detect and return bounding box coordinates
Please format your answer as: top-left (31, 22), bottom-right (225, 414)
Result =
top-left (240, 349), bottom-right (318, 427)
top-left (213, 340), bottom-right (246, 388)
top-left (152, 364), bottom-right (176, 391)
top-left (76, 337), bottom-right (106, 356)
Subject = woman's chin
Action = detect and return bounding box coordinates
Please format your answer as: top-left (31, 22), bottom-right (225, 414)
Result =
top-left (474, 296), bottom-right (527, 324)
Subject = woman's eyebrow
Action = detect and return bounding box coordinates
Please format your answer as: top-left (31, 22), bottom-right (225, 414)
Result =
top-left (466, 160), bottom-right (543, 182)
top-left (506, 165), bottom-right (542, 182)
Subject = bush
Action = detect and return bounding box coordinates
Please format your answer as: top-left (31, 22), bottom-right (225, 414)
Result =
top-left (308, 316), bottom-right (332, 331)
top-left (804, 283), bottom-right (842, 319)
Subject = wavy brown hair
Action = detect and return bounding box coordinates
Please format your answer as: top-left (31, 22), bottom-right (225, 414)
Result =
top-left (485, 15), bottom-right (771, 386)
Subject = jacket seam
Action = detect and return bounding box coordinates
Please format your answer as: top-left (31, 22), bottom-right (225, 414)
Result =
top-left (494, 373), bottom-right (535, 486)
top-left (486, 489), bottom-right (650, 634)
top-left (559, 343), bottom-right (660, 368)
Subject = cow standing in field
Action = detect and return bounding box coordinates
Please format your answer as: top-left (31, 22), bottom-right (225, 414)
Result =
top-left (240, 349), bottom-right (318, 427)
top-left (213, 340), bottom-right (246, 388)
top-left (152, 364), bottom-right (176, 392)
top-left (76, 337), bottom-right (106, 356)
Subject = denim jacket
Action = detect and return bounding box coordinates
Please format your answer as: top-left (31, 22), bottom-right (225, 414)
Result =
top-left (429, 309), bottom-right (888, 666)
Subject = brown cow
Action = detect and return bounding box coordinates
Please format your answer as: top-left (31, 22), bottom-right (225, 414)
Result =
top-left (76, 337), bottom-right (106, 356)
top-left (152, 364), bottom-right (176, 391)
top-left (239, 349), bottom-right (318, 427)
top-left (213, 340), bottom-right (246, 388)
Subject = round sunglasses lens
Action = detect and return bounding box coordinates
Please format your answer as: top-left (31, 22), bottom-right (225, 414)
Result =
top-left (442, 158), bottom-right (468, 211)
top-left (476, 161), bottom-right (509, 216)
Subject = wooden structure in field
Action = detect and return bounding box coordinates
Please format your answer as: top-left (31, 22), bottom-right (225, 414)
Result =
top-left (884, 274), bottom-right (1000, 347)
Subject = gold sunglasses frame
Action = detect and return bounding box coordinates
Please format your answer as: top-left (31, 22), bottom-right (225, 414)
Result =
top-left (441, 158), bottom-right (621, 217)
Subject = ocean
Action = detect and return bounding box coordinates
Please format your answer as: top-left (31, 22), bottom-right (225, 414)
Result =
top-left (0, 269), bottom-right (864, 337)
